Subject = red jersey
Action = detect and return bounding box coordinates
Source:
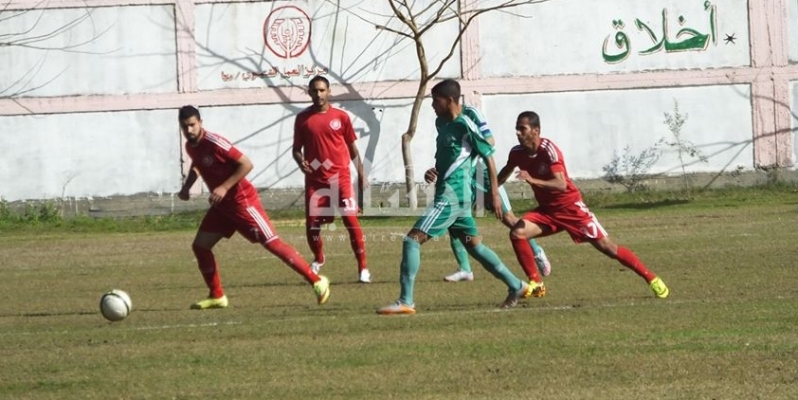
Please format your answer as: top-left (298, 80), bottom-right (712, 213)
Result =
top-left (505, 138), bottom-right (582, 209)
top-left (185, 130), bottom-right (258, 205)
top-left (293, 106), bottom-right (357, 185)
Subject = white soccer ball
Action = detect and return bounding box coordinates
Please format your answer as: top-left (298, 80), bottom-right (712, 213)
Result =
top-left (99, 289), bottom-right (132, 322)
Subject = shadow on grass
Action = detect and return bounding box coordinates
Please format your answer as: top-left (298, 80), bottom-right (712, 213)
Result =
top-left (603, 199), bottom-right (692, 210)
top-left (10, 311), bottom-right (97, 318)
top-left (2, 309), bottom-right (184, 318)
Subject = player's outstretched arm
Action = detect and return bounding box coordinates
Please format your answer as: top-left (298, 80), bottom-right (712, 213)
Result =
top-left (497, 163), bottom-right (514, 186)
top-left (516, 170), bottom-right (568, 192)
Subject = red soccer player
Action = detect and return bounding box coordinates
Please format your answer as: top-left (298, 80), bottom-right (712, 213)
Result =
top-left (292, 76), bottom-right (370, 283)
top-left (497, 111), bottom-right (670, 299)
top-left (177, 105), bottom-right (330, 309)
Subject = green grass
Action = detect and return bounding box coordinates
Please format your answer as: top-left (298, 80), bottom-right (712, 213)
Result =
top-left (1, 185), bottom-right (798, 399)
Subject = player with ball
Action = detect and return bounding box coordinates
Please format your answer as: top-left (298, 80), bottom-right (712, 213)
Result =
top-left (177, 105), bottom-right (330, 309)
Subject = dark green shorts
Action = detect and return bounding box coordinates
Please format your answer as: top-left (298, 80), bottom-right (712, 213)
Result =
top-left (413, 197), bottom-right (479, 238)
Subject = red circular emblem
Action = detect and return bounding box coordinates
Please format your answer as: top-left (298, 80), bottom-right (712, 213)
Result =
top-left (263, 6), bottom-right (312, 59)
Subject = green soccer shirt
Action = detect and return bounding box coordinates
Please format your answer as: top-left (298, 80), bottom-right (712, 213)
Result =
top-left (434, 112), bottom-right (495, 203)
top-left (461, 106), bottom-right (494, 192)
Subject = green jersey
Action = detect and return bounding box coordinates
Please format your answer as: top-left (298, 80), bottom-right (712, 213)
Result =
top-left (462, 106), bottom-right (493, 141)
top-left (434, 112), bottom-right (495, 203)
top-left (461, 106), bottom-right (494, 192)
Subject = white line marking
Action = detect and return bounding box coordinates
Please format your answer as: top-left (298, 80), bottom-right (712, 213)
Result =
top-left (131, 321), bottom-right (242, 331)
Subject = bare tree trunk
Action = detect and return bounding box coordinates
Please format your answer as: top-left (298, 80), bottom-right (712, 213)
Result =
top-left (402, 80), bottom-right (428, 210)
top-left (402, 33), bottom-right (430, 210)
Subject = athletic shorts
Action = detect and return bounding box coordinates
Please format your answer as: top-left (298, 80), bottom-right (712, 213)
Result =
top-left (413, 196), bottom-right (479, 238)
top-left (305, 179), bottom-right (358, 225)
top-left (199, 198), bottom-right (278, 244)
top-left (521, 200), bottom-right (608, 244)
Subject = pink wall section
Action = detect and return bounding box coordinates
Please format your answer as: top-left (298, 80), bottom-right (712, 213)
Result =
top-left (1, 0), bottom-right (795, 168)
top-left (175, 0), bottom-right (198, 93)
top-left (747, 0), bottom-right (793, 167)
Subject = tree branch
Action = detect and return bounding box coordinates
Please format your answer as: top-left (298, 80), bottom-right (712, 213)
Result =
top-left (416, 0), bottom-right (457, 37)
top-left (388, 0), bottom-right (419, 36)
top-left (374, 24), bottom-right (413, 39)
top-left (426, 0), bottom-right (551, 78)
top-left (434, 0), bottom-right (552, 25)
top-left (0, 4), bottom-right (114, 98)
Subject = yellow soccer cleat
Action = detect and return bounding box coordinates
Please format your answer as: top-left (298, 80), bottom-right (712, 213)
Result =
top-left (530, 281), bottom-right (546, 298)
top-left (190, 295), bottom-right (229, 310)
top-left (650, 277), bottom-right (670, 299)
top-left (313, 275), bottom-right (331, 305)
top-left (522, 281), bottom-right (546, 299)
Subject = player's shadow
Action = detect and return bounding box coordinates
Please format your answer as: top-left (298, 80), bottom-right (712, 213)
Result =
top-left (603, 198), bottom-right (691, 210)
top-left (5, 310), bottom-right (97, 318)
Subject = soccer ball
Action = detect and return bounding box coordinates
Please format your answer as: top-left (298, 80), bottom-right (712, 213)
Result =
top-left (99, 289), bottom-right (132, 322)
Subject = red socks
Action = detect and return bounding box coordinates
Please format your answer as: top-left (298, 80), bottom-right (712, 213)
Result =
top-left (342, 215), bottom-right (367, 271)
top-left (306, 223), bottom-right (324, 264)
top-left (511, 235), bottom-right (542, 283)
top-left (615, 246), bottom-right (656, 282)
top-left (263, 238), bottom-right (318, 284)
top-left (192, 243), bottom-right (224, 298)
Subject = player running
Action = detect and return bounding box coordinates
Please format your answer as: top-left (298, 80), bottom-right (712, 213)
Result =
top-left (178, 105), bottom-right (330, 309)
top-left (427, 105), bottom-right (552, 283)
top-left (498, 111), bottom-right (669, 299)
top-left (377, 79), bottom-right (531, 315)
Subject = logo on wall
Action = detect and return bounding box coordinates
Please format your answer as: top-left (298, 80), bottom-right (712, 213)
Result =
top-left (263, 6), bottom-right (312, 59)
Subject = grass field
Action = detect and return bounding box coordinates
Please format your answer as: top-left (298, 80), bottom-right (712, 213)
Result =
top-left (2, 186), bottom-right (798, 399)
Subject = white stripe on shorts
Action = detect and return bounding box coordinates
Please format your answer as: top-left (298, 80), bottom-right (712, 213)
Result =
top-left (420, 198), bottom-right (448, 233)
top-left (247, 206), bottom-right (277, 242)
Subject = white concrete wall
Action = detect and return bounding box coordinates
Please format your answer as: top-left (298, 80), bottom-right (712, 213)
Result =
top-left (483, 85), bottom-right (753, 179)
top-left (480, 0), bottom-right (750, 76)
top-left (792, 81), bottom-right (798, 162)
top-left (788, 0), bottom-right (798, 62)
top-left (0, 6), bottom-right (177, 97)
top-left (0, 110), bottom-right (180, 200)
top-left (0, 0), bottom-right (794, 203)
top-left (194, 1), bottom-right (461, 90)
top-left (789, 0), bottom-right (798, 163)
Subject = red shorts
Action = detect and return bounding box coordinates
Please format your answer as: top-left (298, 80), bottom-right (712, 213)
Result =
top-left (199, 198), bottom-right (278, 244)
top-left (305, 179), bottom-right (358, 225)
top-left (521, 201), bottom-right (608, 243)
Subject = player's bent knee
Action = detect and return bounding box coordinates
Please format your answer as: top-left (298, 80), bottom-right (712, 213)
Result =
top-left (459, 234), bottom-right (481, 247)
top-left (191, 242), bottom-right (212, 255)
top-left (592, 239), bottom-right (617, 257)
top-left (509, 229), bottom-right (526, 240)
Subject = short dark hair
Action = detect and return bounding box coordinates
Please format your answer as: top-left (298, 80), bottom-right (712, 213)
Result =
top-left (178, 105), bottom-right (200, 121)
top-left (517, 111), bottom-right (540, 129)
top-left (308, 75), bottom-right (330, 89)
top-left (431, 79), bottom-right (461, 102)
